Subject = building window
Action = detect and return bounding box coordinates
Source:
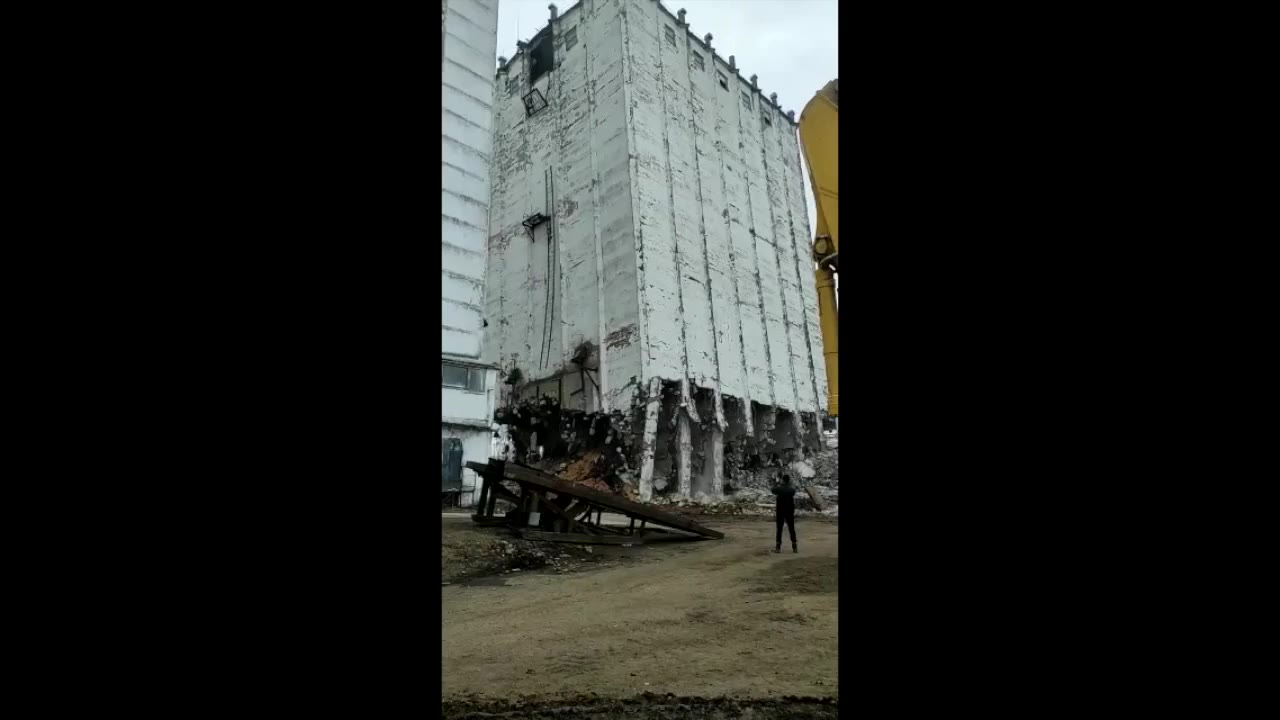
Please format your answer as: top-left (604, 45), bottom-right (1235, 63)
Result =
top-left (507, 74), bottom-right (518, 95)
top-left (443, 363), bottom-right (486, 393)
top-left (741, 91), bottom-right (752, 110)
top-left (762, 110), bottom-right (772, 126)
top-left (664, 25), bottom-right (677, 46)
top-left (717, 72), bottom-right (728, 90)
top-left (691, 51), bottom-right (704, 71)
top-left (529, 31), bottom-right (554, 83)
top-left (564, 26), bottom-right (578, 52)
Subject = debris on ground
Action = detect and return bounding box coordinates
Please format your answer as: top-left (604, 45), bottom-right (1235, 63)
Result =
top-left (442, 525), bottom-right (607, 584)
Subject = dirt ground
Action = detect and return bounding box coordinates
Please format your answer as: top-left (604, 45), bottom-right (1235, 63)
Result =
top-left (442, 516), bottom-right (838, 715)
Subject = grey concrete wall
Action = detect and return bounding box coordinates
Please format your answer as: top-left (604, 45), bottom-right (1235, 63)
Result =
top-left (442, 0), bottom-right (499, 359)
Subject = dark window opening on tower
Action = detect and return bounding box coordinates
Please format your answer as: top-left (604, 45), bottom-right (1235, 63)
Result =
top-left (762, 111), bottom-right (772, 126)
top-left (691, 51), bottom-right (704, 71)
top-left (529, 31), bottom-right (555, 84)
top-left (507, 75), bottom-right (519, 95)
top-left (664, 25), bottom-right (677, 46)
top-left (718, 72), bottom-right (728, 90)
top-left (741, 91), bottom-right (752, 110)
top-left (564, 26), bottom-right (577, 52)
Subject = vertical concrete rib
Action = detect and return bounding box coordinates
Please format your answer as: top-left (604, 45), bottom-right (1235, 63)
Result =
top-left (781, 126), bottom-right (827, 411)
top-left (757, 111), bottom-right (804, 413)
top-left (778, 125), bottom-right (824, 413)
top-left (619, 8), bottom-right (649, 382)
top-left (652, 7), bottom-right (693, 387)
top-left (682, 27), bottom-right (724, 404)
top-left (712, 79), bottom-right (754, 427)
top-left (734, 86), bottom-right (778, 410)
top-left (585, 9), bottom-right (610, 410)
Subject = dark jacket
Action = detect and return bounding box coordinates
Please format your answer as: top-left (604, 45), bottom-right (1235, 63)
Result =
top-left (772, 485), bottom-right (796, 514)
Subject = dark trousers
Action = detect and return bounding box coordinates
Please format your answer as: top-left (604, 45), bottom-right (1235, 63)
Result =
top-left (775, 509), bottom-right (796, 547)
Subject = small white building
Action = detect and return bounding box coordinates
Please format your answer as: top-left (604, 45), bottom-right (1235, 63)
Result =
top-left (442, 0), bottom-right (500, 506)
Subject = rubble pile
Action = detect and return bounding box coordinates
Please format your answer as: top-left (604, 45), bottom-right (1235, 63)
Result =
top-left (811, 447), bottom-right (838, 489)
top-left (498, 395), bottom-right (642, 498)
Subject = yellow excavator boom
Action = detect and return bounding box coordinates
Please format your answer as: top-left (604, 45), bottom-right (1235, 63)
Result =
top-left (798, 79), bottom-right (839, 417)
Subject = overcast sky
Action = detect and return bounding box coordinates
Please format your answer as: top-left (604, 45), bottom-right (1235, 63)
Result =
top-left (495, 0), bottom-right (838, 249)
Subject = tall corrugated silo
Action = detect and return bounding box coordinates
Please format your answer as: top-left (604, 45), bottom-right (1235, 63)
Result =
top-left (484, 0), bottom-right (828, 503)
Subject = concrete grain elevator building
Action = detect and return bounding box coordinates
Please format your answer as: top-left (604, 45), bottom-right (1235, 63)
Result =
top-left (484, 0), bottom-right (828, 503)
top-left (441, 0), bottom-right (501, 507)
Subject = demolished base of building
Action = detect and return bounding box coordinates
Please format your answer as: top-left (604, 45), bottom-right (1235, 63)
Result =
top-left (491, 378), bottom-right (833, 508)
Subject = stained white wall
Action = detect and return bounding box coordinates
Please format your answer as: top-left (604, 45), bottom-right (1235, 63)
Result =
top-left (485, 0), bottom-right (826, 416)
top-left (442, 0), bottom-right (500, 359)
top-left (486, 0), bottom-right (642, 412)
top-left (441, 381), bottom-right (496, 426)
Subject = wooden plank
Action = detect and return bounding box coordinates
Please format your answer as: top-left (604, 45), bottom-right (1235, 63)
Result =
top-left (481, 462), bottom-right (724, 539)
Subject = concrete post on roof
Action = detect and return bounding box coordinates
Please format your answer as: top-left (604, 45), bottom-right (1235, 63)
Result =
top-left (787, 110), bottom-right (796, 122)
top-left (548, 3), bottom-right (557, 21)
top-left (770, 92), bottom-right (778, 107)
top-left (750, 74), bottom-right (758, 90)
top-left (728, 55), bottom-right (736, 72)
top-left (704, 33), bottom-right (713, 51)
top-left (677, 8), bottom-right (687, 25)
top-left (497, 56), bottom-right (508, 74)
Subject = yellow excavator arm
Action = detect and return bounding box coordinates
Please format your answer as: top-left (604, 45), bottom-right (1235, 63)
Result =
top-left (798, 80), bottom-right (839, 417)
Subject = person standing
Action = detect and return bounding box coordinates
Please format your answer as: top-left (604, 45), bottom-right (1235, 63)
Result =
top-left (772, 474), bottom-right (798, 553)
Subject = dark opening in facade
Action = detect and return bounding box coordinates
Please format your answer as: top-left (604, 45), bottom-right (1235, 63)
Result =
top-left (718, 72), bottom-right (728, 90)
top-left (529, 31), bottom-right (555, 83)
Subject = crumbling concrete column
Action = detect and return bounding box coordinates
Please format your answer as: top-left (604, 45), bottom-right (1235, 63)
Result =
top-left (676, 411), bottom-right (692, 500)
top-left (708, 426), bottom-right (724, 500)
top-left (638, 377), bottom-right (662, 502)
